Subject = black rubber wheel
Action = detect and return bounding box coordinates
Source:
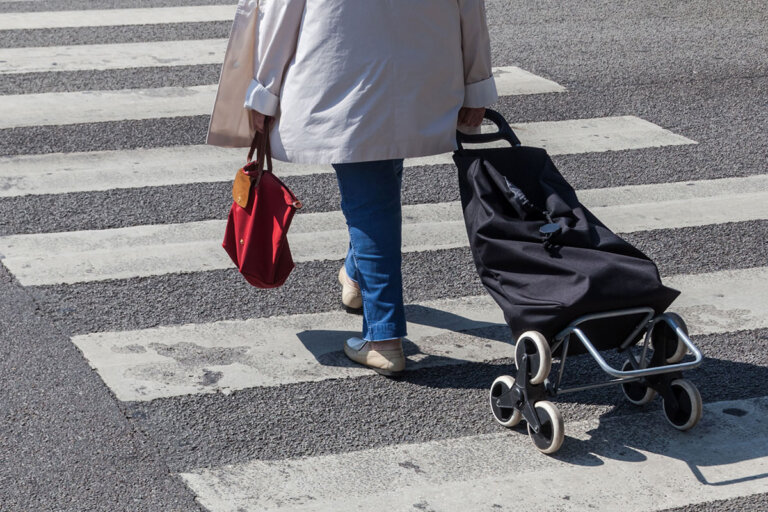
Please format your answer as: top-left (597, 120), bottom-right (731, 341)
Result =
top-left (527, 401), bottom-right (564, 454)
top-left (652, 313), bottom-right (688, 364)
top-left (620, 359), bottom-right (656, 405)
top-left (489, 375), bottom-right (522, 427)
top-left (662, 379), bottom-right (703, 431)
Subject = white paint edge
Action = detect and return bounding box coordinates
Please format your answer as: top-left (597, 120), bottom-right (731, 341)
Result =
top-left (180, 397), bottom-right (768, 512)
top-left (69, 266), bottom-right (768, 401)
top-left (0, 5), bottom-right (236, 30)
top-left (491, 66), bottom-right (566, 95)
top-left (0, 66), bottom-right (558, 129)
top-left (663, 267), bottom-right (768, 336)
top-left (72, 295), bottom-right (510, 401)
top-left (0, 38), bottom-right (227, 75)
top-left (0, 116), bottom-right (696, 196)
top-left (514, 115), bottom-right (695, 154)
top-left (0, 179), bottom-right (761, 286)
top-left (0, 85), bottom-right (218, 130)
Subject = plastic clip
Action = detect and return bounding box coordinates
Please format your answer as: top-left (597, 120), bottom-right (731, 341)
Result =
top-left (539, 222), bottom-right (562, 242)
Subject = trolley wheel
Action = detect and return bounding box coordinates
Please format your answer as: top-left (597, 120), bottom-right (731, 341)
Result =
top-left (662, 379), bottom-right (703, 431)
top-left (514, 331), bottom-right (551, 385)
top-left (489, 375), bottom-right (522, 427)
top-left (620, 359), bottom-right (657, 405)
top-left (652, 312), bottom-right (688, 364)
top-left (527, 400), bottom-right (565, 455)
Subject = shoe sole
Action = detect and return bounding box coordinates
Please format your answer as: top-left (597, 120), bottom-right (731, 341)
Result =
top-left (343, 344), bottom-right (405, 377)
top-left (371, 367), bottom-right (403, 377)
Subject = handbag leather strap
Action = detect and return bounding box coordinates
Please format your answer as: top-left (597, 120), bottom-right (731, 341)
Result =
top-left (235, 118), bottom-right (303, 210)
top-left (245, 119), bottom-right (273, 180)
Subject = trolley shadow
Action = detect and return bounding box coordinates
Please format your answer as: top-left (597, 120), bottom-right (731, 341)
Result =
top-left (552, 396), bottom-right (768, 487)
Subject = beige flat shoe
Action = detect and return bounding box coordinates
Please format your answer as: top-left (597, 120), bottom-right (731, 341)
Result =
top-left (343, 337), bottom-right (406, 376)
top-left (338, 266), bottom-right (363, 311)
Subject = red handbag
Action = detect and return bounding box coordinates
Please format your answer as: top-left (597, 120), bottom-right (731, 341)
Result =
top-left (222, 127), bottom-right (302, 288)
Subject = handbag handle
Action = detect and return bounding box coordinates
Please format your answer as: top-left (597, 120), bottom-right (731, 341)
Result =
top-left (244, 118), bottom-right (273, 179)
top-left (455, 108), bottom-right (521, 150)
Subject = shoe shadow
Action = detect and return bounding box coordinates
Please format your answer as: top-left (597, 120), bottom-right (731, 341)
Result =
top-left (294, 327), bottom-right (510, 371)
top-left (295, 304), bottom-right (511, 370)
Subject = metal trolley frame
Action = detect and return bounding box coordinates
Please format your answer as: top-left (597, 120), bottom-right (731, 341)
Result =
top-left (549, 308), bottom-right (703, 396)
top-left (489, 308), bottom-right (704, 455)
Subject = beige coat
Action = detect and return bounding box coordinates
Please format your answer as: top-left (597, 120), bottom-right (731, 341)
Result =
top-left (207, 0), bottom-right (497, 164)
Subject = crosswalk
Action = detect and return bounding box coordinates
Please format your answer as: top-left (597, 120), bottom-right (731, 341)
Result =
top-left (0, 116), bottom-right (693, 195)
top-left (3, 175), bottom-right (767, 285)
top-left (181, 397), bottom-right (768, 512)
top-left (69, 267), bottom-right (768, 402)
top-left (2, 3), bottom-right (767, 511)
top-left (0, 66), bottom-right (563, 128)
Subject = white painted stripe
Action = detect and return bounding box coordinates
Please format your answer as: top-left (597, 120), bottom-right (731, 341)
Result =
top-left (575, 174), bottom-right (768, 206)
top-left (0, 66), bottom-right (559, 129)
top-left (181, 397), bottom-right (768, 512)
top-left (0, 38), bottom-right (227, 75)
top-left (0, 210), bottom-right (465, 285)
top-left (0, 176), bottom-right (762, 286)
top-left (0, 85), bottom-right (218, 129)
top-left (410, 115), bottom-right (696, 167)
top-left (69, 266), bottom-right (768, 401)
top-left (664, 268), bottom-right (768, 335)
top-left (590, 190), bottom-right (768, 232)
top-left (66, 267), bottom-right (768, 401)
top-left (72, 295), bottom-right (510, 401)
top-left (0, 146), bottom-right (323, 198)
top-left (0, 116), bottom-right (695, 196)
top-left (0, 5), bottom-right (236, 30)
top-left (512, 115), bottom-right (695, 155)
top-left (490, 65), bottom-right (565, 95)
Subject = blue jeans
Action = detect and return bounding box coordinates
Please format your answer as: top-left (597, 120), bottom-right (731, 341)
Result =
top-left (332, 159), bottom-right (407, 342)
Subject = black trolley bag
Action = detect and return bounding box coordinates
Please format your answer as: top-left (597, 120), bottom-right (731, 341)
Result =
top-left (454, 110), bottom-right (703, 454)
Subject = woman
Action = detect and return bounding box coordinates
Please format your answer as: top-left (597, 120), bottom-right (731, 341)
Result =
top-left (208, 0), bottom-right (496, 375)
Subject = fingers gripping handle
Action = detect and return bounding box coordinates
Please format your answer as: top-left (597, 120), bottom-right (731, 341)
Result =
top-left (456, 108), bottom-right (521, 150)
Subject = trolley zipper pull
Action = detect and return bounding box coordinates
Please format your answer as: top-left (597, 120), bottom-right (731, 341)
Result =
top-left (539, 210), bottom-right (562, 244)
top-left (539, 222), bottom-right (562, 242)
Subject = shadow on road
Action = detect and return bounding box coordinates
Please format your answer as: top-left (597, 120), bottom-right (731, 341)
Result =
top-left (296, 304), bottom-right (768, 487)
top-left (551, 397), bottom-right (768, 489)
top-left (295, 303), bottom-right (510, 369)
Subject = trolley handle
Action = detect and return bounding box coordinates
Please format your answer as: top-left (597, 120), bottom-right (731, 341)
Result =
top-left (456, 108), bottom-right (521, 150)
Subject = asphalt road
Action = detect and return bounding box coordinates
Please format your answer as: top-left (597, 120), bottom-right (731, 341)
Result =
top-left (0, 1), bottom-right (766, 510)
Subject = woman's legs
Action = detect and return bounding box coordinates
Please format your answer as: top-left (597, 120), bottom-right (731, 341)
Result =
top-left (333, 158), bottom-right (407, 343)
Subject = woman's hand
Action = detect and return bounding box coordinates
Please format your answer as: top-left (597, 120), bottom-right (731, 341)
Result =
top-left (458, 107), bottom-right (485, 127)
top-left (249, 109), bottom-right (272, 133)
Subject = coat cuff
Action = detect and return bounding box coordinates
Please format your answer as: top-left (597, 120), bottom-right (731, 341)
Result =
top-left (244, 79), bottom-right (280, 116)
top-left (463, 75), bottom-right (498, 108)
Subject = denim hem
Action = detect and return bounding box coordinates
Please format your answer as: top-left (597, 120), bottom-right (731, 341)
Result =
top-left (363, 323), bottom-right (408, 342)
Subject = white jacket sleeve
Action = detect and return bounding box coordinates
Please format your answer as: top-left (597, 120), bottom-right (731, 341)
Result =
top-left (244, 0), bottom-right (306, 116)
top-left (458, 0), bottom-right (498, 108)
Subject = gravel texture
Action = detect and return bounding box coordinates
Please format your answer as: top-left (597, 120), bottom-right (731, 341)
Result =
top-left (121, 328), bottom-right (768, 470)
top-left (26, 220), bottom-right (768, 337)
